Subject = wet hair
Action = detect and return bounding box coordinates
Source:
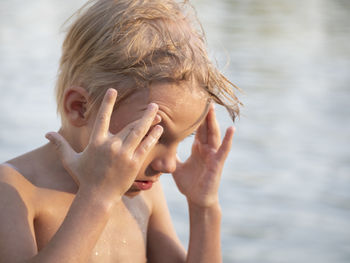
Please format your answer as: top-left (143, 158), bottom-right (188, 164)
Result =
top-left (56, 0), bottom-right (241, 123)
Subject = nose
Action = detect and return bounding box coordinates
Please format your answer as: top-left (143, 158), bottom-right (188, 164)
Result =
top-left (151, 147), bottom-right (177, 174)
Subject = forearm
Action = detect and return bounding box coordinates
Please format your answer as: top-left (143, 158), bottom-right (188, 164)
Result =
top-left (186, 202), bottom-right (222, 263)
top-left (28, 188), bottom-right (116, 263)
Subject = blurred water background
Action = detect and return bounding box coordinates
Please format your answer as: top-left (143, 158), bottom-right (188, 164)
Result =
top-left (1, 0), bottom-right (350, 262)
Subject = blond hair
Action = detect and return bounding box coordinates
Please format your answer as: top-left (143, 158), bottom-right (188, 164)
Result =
top-left (56, 0), bottom-right (241, 123)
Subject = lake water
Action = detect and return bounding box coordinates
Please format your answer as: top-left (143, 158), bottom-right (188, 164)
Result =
top-left (1, 0), bottom-right (349, 262)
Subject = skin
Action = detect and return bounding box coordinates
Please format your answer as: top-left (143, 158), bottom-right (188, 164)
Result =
top-left (0, 82), bottom-right (234, 263)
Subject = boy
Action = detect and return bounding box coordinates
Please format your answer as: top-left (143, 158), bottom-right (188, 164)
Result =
top-left (0, 0), bottom-right (240, 262)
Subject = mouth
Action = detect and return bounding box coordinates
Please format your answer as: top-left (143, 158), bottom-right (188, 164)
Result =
top-left (133, 180), bottom-right (156, 191)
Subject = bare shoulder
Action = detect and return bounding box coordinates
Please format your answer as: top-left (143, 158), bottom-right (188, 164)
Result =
top-left (0, 164), bottom-right (38, 261)
top-left (0, 163), bottom-right (36, 208)
top-left (0, 162), bottom-right (35, 187)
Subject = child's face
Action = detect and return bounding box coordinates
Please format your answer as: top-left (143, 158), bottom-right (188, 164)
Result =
top-left (91, 82), bottom-right (209, 196)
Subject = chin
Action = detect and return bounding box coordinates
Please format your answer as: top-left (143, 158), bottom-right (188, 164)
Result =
top-left (124, 187), bottom-right (142, 197)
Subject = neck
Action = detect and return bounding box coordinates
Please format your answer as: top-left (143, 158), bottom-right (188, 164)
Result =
top-left (58, 126), bottom-right (88, 153)
top-left (27, 141), bottom-right (78, 193)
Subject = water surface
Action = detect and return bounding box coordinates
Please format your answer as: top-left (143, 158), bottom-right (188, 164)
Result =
top-left (1, 0), bottom-right (349, 262)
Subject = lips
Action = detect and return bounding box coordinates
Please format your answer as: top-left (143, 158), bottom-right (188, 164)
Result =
top-left (133, 180), bottom-right (154, 190)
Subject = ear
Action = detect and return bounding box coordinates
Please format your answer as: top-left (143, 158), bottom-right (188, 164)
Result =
top-left (63, 87), bottom-right (90, 127)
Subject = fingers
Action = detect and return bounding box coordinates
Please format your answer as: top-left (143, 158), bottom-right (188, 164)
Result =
top-left (45, 132), bottom-right (76, 164)
top-left (152, 114), bottom-right (162, 126)
top-left (133, 125), bottom-right (163, 160)
top-left (196, 112), bottom-right (208, 144)
top-left (207, 104), bottom-right (221, 148)
top-left (196, 103), bottom-right (220, 148)
top-left (122, 103), bottom-right (159, 151)
top-left (90, 89), bottom-right (117, 142)
top-left (217, 126), bottom-right (235, 161)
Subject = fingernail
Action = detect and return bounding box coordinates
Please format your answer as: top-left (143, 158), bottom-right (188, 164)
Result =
top-left (155, 114), bottom-right (162, 122)
top-left (45, 133), bottom-right (52, 140)
top-left (107, 88), bottom-right (117, 98)
top-left (148, 103), bottom-right (158, 111)
top-left (155, 125), bottom-right (163, 135)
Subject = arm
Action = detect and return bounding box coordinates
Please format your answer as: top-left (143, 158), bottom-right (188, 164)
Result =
top-left (0, 89), bottom-right (163, 263)
top-left (0, 167), bottom-right (117, 263)
top-left (146, 185), bottom-right (222, 263)
top-left (186, 203), bottom-right (222, 262)
top-left (147, 104), bottom-right (234, 263)
top-left (173, 104), bottom-right (234, 263)
top-left (29, 188), bottom-right (114, 263)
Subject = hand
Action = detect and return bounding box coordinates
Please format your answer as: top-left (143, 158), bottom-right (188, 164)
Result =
top-left (172, 104), bottom-right (234, 208)
top-left (45, 89), bottom-right (163, 203)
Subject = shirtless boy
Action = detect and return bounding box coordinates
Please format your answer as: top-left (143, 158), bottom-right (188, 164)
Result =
top-left (0, 0), bottom-right (240, 262)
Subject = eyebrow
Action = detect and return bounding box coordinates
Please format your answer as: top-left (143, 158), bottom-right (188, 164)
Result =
top-left (155, 120), bottom-right (195, 142)
top-left (157, 99), bottom-right (210, 140)
top-left (185, 98), bottom-right (211, 131)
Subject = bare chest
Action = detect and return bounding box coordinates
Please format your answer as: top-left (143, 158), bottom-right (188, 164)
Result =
top-left (33, 189), bottom-right (151, 263)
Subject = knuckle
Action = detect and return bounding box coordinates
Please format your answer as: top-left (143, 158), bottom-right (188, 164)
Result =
top-left (91, 137), bottom-right (104, 148)
top-left (128, 158), bottom-right (138, 170)
top-left (136, 145), bottom-right (148, 157)
top-left (98, 113), bottom-right (109, 123)
top-left (118, 148), bottom-right (131, 160)
top-left (53, 140), bottom-right (63, 151)
top-left (110, 139), bottom-right (122, 151)
top-left (105, 144), bottom-right (114, 156)
top-left (136, 139), bottom-right (157, 158)
top-left (108, 143), bottom-right (121, 157)
top-left (130, 127), bottom-right (143, 138)
top-left (52, 139), bottom-right (60, 147)
top-left (143, 137), bottom-right (155, 151)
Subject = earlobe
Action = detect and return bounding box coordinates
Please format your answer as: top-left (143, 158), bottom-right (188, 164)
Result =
top-left (63, 87), bottom-right (91, 127)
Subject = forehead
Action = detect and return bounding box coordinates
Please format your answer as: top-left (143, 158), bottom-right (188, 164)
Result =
top-left (151, 82), bottom-right (208, 130)
top-left (116, 82), bottom-right (209, 134)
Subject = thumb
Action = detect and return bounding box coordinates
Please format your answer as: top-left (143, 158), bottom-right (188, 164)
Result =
top-left (216, 126), bottom-right (235, 161)
top-left (45, 132), bottom-right (76, 164)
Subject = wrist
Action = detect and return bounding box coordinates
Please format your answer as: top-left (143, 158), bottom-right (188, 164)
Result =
top-left (77, 185), bottom-right (122, 212)
top-left (186, 195), bottom-right (221, 210)
top-left (188, 200), bottom-right (222, 219)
